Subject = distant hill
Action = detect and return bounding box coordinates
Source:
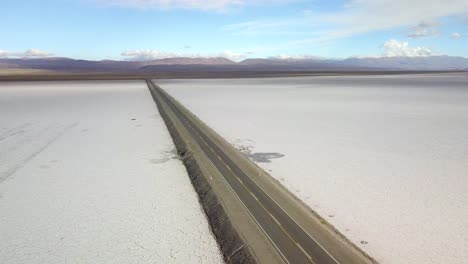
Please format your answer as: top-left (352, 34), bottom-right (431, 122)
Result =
top-left (341, 56), bottom-right (468, 70)
top-left (146, 57), bottom-right (235, 65)
top-left (0, 57), bottom-right (236, 72)
top-left (0, 58), bottom-right (140, 71)
top-left (140, 57), bottom-right (378, 72)
top-left (1, 55), bottom-right (468, 73)
top-left (237, 56), bottom-right (468, 71)
top-left (0, 63), bottom-right (16, 69)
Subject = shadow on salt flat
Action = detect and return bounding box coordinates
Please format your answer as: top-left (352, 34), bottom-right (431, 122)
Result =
top-left (233, 139), bottom-right (285, 163)
top-left (247, 152), bottom-right (285, 163)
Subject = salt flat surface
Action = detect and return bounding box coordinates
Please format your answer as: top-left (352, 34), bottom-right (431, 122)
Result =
top-left (159, 74), bottom-right (468, 264)
top-left (0, 81), bottom-right (222, 264)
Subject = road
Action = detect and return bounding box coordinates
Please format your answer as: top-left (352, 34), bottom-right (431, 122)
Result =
top-left (147, 80), bottom-right (366, 264)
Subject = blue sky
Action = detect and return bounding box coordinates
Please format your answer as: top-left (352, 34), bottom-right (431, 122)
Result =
top-left (1, 0), bottom-right (467, 61)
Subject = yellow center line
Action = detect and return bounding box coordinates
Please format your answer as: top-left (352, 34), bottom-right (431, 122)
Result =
top-left (236, 177), bottom-right (244, 184)
top-left (269, 213), bottom-right (282, 226)
top-left (249, 191), bottom-right (259, 201)
top-left (246, 179), bottom-right (316, 264)
top-left (296, 242), bottom-right (314, 262)
top-left (279, 225), bottom-right (316, 264)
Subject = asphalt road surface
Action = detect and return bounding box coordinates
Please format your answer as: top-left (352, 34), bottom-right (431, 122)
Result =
top-left (147, 80), bottom-right (346, 264)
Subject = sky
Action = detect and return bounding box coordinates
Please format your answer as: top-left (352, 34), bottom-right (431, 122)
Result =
top-left (1, 0), bottom-right (468, 61)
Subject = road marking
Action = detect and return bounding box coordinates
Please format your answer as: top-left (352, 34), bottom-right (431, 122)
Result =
top-left (243, 178), bottom-right (315, 264)
top-left (154, 85), bottom-right (317, 264)
top-left (277, 223), bottom-right (315, 264)
top-left (296, 242), bottom-right (314, 262)
top-left (249, 190), bottom-right (259, 201)
top-left (186, 131), bottom-right (292, 264)
top-left (236, 177), bottom-right (244, 184)
top-left (220, 161), bottom-right (234, 172)
top-left (269, 213), bottom-right (282, 226)
top-left (151, 83), bottom-right (330, 264)
top-left (208, 145), bottom-right (215, 152)
top-left (170, 104), bottom-right (314, 263)
top-left (196, 125), bottom-right (340, 264)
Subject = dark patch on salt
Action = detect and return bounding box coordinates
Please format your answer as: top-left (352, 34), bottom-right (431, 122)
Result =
top-left (247, 152), bottom-right (285, 163)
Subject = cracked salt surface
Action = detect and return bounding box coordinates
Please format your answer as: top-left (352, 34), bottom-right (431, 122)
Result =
top-left (160, 74), bottom-right (468, 264)
top-left (0, 81), bottom-right (223, 264)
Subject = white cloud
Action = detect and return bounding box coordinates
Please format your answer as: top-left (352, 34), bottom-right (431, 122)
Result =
top-left (121, 50), bottom-right (180, 60)
top-left (407, 21), bottom-right (439, 38)
top-left (121, 49), bottom-right (247, 61)
top-left (224, 0), bottom-right (468, 45)
top-left (381, 39), bottom-right (433, 57)
top-left (218, 50), bottom-right (247, 61)
top-left (0, 49), bottom-right (53, 58)
top-left (0, 50), bottom-right (8, 58)
top-left (23, 49), bottom-right (53, 57)
top-left (451, 32), bottom-right (462, 38)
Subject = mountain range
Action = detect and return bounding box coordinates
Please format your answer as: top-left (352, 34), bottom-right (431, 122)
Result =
top-left (1, 56), bottom-right (468, 73)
